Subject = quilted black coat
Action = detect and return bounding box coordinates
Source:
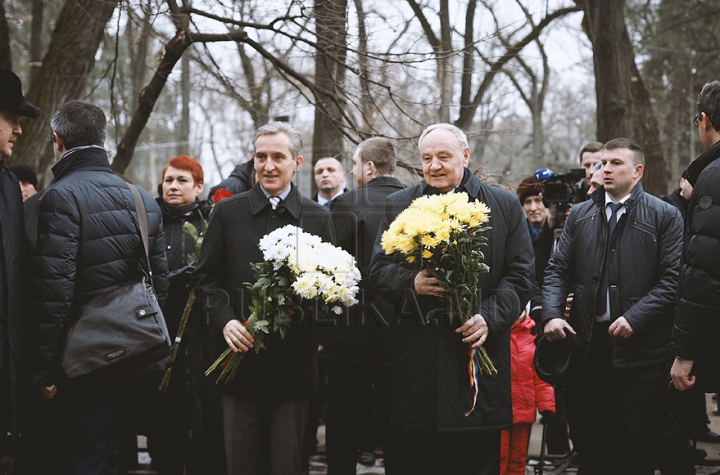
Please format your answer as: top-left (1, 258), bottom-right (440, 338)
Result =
top-left (673, 140), bottom-right (720, 363)
top-left (31, 146), bottom-right (168, 386)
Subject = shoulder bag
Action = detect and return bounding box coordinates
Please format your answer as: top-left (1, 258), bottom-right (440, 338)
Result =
top-left (61, 184), bottom-right (171, 383)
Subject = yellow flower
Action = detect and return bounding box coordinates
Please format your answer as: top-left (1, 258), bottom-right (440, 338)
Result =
top-left (422, 249), bottom-right (433, 259)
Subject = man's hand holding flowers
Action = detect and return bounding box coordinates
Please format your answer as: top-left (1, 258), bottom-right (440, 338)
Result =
top-left (223, 320), bottom-right (254, 353)
top-left (457, 314), bottom-right (489, 348)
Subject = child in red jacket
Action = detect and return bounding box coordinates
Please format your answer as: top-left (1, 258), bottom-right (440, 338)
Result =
top-left (500, 311), bottom-right (556, 475)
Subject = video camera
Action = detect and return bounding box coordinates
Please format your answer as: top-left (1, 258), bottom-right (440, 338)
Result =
top-left (532, 168), bottom-right (586, 204)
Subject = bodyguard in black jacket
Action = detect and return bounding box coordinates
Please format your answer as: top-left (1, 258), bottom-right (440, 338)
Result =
top-left (542, 138), bottom-right (688, 475)
top-left (31, 101), bottom-right (168, 475)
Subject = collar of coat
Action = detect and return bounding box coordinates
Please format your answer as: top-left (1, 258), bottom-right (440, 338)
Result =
top-left (51, 145), bottom-right (111, 182)
top-left (684, 139), bottom-right (720, 187)
top-left (590, 180), bottom-right (644, 212)
top-left (366, 176), bottom-right (404, 189)
top-left (421, 168), bottom-right (479, 196)
top-left (248, 182), bottom-right (302, 219)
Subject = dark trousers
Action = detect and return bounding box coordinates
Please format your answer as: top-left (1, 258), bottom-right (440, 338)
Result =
top-left (325, 360), bottom-right (394, 475)
top-left (391, 426), bottom-right (500, 475)
top-left (545, 384), bottom-right (572, 454)
top-left (14, 391), bottom-right (70, 475)
top-left (565, 323), bottom-right (693, 475)
top-left (148, 430), bottom-right (226, 475)
top-left (63, 383), bottom-right (128, 475)
top-left (222, 393), bottom-right (309, 475)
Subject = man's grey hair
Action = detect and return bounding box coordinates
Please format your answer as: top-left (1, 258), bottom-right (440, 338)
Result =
top-left (253, 121), bottom-right (303, 158)
top-left (50, 101), bottom-right (106, 150)
top-left (418, 123), bottom-right (469, 150)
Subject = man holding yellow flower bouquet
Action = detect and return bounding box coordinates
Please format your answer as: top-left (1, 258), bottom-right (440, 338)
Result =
top-left (370, 123), bottom-right (534, 474)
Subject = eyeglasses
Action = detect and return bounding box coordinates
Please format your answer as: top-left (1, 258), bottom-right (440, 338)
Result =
top-left (694, 114), bottom-right (701, 128)
top-left (48, 134), bottom-right (56, 145)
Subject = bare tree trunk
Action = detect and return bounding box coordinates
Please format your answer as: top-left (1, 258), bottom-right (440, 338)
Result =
top-left (179, 1), bottom-right (191, 156)
top-left (129, 1), bottom-right (153, 113)
top-left (579, 0), bottom-right (667, 195)
top-left (0, 0), bottom-right (11, 70)
top-left (312, 0), bottom-right (348, 174)
top-left (437, 0), bottom-right (452, 123)
top-left (29, 0), bottom-right (44, 84)
top-left (13, 0), bottom-right (120, 172)
top-left (353, 0), bottom-right (372, 135)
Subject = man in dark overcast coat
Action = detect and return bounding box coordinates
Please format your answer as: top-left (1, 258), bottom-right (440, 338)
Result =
top-left (370, 123), bottom-right (534, 475)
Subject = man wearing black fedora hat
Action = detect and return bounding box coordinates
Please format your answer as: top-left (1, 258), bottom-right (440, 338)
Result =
top-left (0, 68), bottom-right (39, 463)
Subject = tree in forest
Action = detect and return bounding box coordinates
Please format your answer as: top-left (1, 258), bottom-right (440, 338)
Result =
top-left (641, 0), bottom-right (720, 187)
top-left (575, 0), bottom-right (668, 196)
top-left (11, 0), bottom-right (120, 177)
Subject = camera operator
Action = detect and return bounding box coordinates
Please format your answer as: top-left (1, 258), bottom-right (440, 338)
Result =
top-left (516, 177), bottom-right (572, 457)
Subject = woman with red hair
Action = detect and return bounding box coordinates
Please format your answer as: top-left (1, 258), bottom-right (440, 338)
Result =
top-left (147, 155), bottom-right (226, 474)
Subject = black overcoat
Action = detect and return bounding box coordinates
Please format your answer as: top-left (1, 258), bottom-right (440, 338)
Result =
top-left (0, 160), bottom-right (27, 442)
top-left (324, 176), bottom-right (405, 364)
top-left (369, 171), bottom-right (534, 433)
top-left (194, 183), bottom-right (335, 397)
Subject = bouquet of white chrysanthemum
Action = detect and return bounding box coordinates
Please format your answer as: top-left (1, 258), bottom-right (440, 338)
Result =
top-left (206, 225), bottom-right (361, 383)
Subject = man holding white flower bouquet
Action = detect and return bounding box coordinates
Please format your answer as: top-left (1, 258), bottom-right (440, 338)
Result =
top-left (193, 122), bottom-right (336, 475)
top-left (370, 123), bottom-right (534, 474)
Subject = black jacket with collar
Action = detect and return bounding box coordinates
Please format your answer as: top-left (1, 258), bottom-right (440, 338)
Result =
top-left (323, 176), bottom-right (405, 364)
top-left (0, 160), bottom-right (28, 442)
top-left (369, 170), bottom-right (534, 433)
top-left (542, 182), bottom-right (683, 368)
top-left (673, 139), bottom-right (720, 361)
top-left (31, 146), bottom-right (169, 386)
top-left (193, 183), bottom-right (335, 397)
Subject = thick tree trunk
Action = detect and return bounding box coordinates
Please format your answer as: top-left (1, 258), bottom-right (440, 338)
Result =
top-left (312, 0), bottom-right (348, 177)
top-left (580, 0), bottom-right (667, 196)
top-left (0, 0), bottom-right (12, 70)
top-left (13, 0), bottom-right (119, 174)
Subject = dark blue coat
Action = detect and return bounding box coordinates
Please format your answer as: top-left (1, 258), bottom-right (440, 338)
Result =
top-left (32, 146), bottom-right (169, 386)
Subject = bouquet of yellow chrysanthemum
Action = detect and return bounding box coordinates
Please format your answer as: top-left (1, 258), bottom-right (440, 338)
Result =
top-left (381, 192), bottom-right (494, 416)
top-left (206, 225), bottom-right (361, 383)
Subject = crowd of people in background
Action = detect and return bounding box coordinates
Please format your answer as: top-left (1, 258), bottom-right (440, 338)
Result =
top-left (2, 65), bottom-right (720, 475)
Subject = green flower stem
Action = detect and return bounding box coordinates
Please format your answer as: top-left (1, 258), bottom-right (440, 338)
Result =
top-left (158, 288), bottom-right (197, 393)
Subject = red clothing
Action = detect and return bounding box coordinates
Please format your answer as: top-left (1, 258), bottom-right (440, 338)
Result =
top-left (500, 424), bottom-right (531, 475)
top-left (499, 317), bottom-right (555, 474)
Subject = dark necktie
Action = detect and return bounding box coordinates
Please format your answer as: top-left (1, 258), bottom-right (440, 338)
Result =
top-left (597, 202), bottom-right (623, 316)
top-left (323, 200), bottom-right (332, 210)
top-left (269, 196), bottom-right (281, 210)
top-left (608, 202), bottom-right (622, 237)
